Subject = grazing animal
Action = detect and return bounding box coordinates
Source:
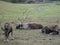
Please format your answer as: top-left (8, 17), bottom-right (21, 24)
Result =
top-left (1, 23), bottom-right (13, 41)
top-left (16, 23), bottom-right (43, 29)
top-left (41, 25), bottom-right (59, 35)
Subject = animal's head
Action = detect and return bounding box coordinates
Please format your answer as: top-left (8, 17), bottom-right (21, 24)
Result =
top-left (16, 24), bottom-right (23, 29)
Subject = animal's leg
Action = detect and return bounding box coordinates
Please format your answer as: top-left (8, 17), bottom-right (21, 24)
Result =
top-left (4, 31), bottom-right (9, 42)
top-left (10, 30), bottom-right (14, 40)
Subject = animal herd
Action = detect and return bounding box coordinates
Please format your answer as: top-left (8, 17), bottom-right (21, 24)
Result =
top-left (1, 22), bottom-right (60, 41)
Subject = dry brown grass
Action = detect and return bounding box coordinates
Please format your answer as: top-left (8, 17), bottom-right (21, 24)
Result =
top-left (0, 29), bottom-right (60, 45)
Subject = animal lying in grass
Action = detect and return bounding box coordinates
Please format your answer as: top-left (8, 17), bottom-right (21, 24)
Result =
top-left (41, 25), bottom-right (59, 35)
top-left (16, 23), bottom-right (43, 30)
top-left (1, 22), bottom-right (14, 41)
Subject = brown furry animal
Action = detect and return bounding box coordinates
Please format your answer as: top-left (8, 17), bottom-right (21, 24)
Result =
top-left (41, 25), bottom-right (59, 35)
top-left (28, 23), bottom-right (43, 29)
top-left (1, 23), bottom-right (14, 41)
top-left (16, 23), bottom-right (43, 29)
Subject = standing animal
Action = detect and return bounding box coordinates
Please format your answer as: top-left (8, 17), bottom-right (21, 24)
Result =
top-left (1, 23), bottom-right (14, 41)
top-left (41, 25), bottom-right (59, 35)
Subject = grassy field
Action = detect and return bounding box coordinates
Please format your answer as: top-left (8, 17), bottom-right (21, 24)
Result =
top-left (0, 1), bottom-right (60, 45)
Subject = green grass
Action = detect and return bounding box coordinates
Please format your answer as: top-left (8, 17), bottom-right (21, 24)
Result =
top-left (0, 1), bottom-right (60, 45)
top-left (0, 1), bottom-right (60, 24)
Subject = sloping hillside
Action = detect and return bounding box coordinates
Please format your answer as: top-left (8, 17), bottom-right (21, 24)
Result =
top-left (0, 1), bottom-right (60, 45)
top-left (0, 1), bottom-right (60, 24)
